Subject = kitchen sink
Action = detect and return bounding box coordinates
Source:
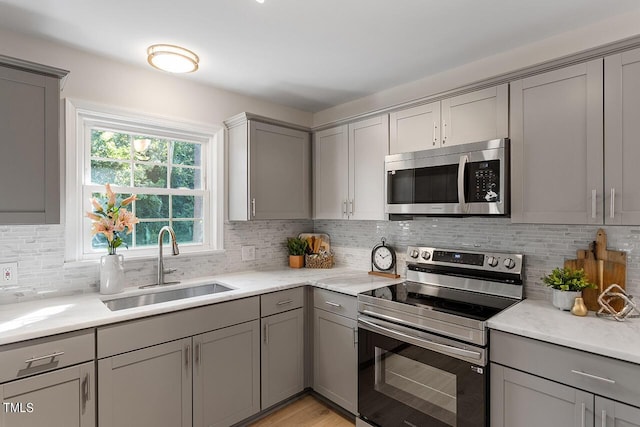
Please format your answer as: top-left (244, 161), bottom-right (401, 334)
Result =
top-left (103, 283), bottom-right (233, 311)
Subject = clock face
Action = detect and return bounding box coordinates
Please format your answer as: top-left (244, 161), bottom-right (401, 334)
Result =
top-left (373, 246), bottom-right (394, 271)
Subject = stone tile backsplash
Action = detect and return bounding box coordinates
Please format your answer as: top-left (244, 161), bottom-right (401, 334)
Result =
top-left (2, 218), bottom-right (639, 304)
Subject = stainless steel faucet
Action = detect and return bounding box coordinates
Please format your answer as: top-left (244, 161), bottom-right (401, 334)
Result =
top-left (157, 225), bottom-right (180, 286)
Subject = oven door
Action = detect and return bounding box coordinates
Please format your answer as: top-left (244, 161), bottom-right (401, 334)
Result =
top-left (358, 316), bottom-right (487, 427)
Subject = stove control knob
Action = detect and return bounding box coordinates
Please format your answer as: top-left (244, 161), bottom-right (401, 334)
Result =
top-left (421, 251), bottom-right (431, 260)
top-left (486, 256), bottom-right (499, 267)
top-left (503, 258), bottom-right (516, 269)
top-left (410, 249), bottom-right (419, 258)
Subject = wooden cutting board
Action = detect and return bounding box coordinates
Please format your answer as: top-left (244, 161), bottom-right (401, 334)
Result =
top-left (565, 229), bottom-right (626, 311)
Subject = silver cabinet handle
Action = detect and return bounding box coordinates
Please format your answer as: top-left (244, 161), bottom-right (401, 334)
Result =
top-left (251, 198), bottom-right (256, 217)
top-left (325, 301), bottom-right (341, 307)
top-left (581, 402), bottom-right (585, 427)
top-left (185, 344), bottom-right (190, 369)
top-left (442, 120), bottom-right (447, 144)
top-left (25, 351), bottom-right (64, 364)
top-left (601, 409), bottom-right (606, 427)
top-left (433, 122), bottom-right (437, 145)
top-left (342, 200), bottom-right (348, 216)
top-left (571, 369), bottom-right (616, 384)
top-left (264, 323), bottom-right (269, 345)
top-left (591, 189), bottom-right (597, 219)
top-left (353, 327), bottom-right (358, 347)
top-left (457, 155), bottom-right (469, 212)
top-left (348, 199), bottom-right (354, 216)
top-left (81, 372), bottom-right (90, 414)
top-left (195, 341), bottom-right (201, 368)
top-left (276, 299), bottom-right (293, 306)
top-left (610, 188), bottom-right (615, 219)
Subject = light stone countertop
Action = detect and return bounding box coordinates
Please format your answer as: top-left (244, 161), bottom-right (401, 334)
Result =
top-left (488, 299), bottom-right (640, 365)
top-left (0, 267), bottom-right (403, 346)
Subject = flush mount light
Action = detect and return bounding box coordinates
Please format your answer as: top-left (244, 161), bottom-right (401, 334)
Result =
top-left (147, 44), bottom-right (199, 73)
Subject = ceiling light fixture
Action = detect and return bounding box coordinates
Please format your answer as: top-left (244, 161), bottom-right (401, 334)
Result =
top-left (147, 44), bottom-right (199, 73)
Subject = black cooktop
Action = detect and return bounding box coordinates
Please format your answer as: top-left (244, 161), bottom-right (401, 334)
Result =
top-left (360, 282), bottom-right (516, 322)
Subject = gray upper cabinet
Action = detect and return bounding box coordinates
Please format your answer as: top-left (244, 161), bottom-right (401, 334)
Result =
top-left (313, 290), bottom-right (358, 415)
top-left (604, 47), bottom-right (640, 224)
top-left (389, 84), bottom-right (508, 154)
top-left (226, 113), bottom-right (311, 221)
top-left (0, 58), bottom-right (67, 224)
top-left (510, 59), bottom-right (604, 224)
top-left (314, 115), bottom-right (389, 220)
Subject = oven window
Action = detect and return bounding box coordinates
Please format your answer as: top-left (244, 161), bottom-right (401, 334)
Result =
top-left (375, 348), bottom-right (457, 426)
top-left (414, 164), bottom-right (459, 204)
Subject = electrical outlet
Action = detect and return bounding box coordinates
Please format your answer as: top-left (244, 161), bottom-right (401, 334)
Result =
top-left (241, 246), bottom-right (256, 261)
top-left (0, 262), bottom-right (18, 286)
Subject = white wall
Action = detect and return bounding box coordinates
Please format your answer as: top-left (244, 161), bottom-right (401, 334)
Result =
top-left (313, 9), bottom-right (640, 127)
top-left (0, 28), bottom-right (313, 127)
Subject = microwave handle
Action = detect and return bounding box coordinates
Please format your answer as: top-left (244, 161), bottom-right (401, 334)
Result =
top-left (457, 155), bottom-right (469, 212)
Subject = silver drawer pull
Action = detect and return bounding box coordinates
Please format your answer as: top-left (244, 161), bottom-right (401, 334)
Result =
top-left (276, 299), bottom-right (293, 306)
top-left (325, 301), bottom-right (341, 307)
top-left (24, 351), bottom-right (65, 364)
top-left (571, 369), bottom-right (616, 384)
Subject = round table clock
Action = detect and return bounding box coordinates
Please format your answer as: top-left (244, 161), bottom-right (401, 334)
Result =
top-left (369, 237), bottom-right (400, 278)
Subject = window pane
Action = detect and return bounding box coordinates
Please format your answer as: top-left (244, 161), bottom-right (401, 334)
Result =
top-left (135, 221), bottom-right (170, 247)
top-left (173, 220), bottom-right (203, 244)
top-left (136, 194), bottom-right (169, 219)
top-left (173, 196), bottom-right (204, 218)
top-left (134, 164), bottom-right (168, 188)
top-left (91, 230), bottom-right (133, 251)
top-left (171, 166), bottom-right (201, 189)
top-left (91, 160), bottom-right (130, 186)
top-left (173, 141), bottom-right (201, 166)
top-left (133, 137), bottom-right (168, 163)
top-left (91, 130), bottom-right (130, 160)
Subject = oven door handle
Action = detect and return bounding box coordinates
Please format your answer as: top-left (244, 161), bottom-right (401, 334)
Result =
top-left (457, 155), bottom-right (469, 214)
top-left (358, 318), bottom-right (482, 361)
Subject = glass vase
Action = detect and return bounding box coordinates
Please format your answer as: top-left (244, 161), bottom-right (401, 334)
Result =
top-left (100, 254), bottom-right (125, 294)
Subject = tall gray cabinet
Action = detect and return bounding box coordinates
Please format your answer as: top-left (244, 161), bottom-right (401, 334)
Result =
top-left (0, 56), bottom-right (67, 224)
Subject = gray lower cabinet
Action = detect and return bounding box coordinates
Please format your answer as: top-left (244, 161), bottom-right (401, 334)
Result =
top-left (596, 397), bottom-right (640, 427)
top-left (261, 307), bottom-right (305, 409)
top-left (313, 308), bottom-right (357, 414)
top-left (193, 320), bottom-right (260, 427)
top-left (1, 362), bottom-right (95, 427)
top-left (98, 338), bottom-right (192, 427)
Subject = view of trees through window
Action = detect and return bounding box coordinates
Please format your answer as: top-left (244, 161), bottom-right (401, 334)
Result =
top-left (89, 129), bottom-right (205, 250)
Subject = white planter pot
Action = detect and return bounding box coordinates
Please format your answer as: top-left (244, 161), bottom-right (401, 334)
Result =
top-left (552, 289), bottom-right (581, 311)
top-left (100, 254), bottom-right (125, 295)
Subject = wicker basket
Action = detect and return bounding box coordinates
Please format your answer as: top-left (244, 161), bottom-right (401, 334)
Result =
top-left (305, 253), bottom-right (334, 269)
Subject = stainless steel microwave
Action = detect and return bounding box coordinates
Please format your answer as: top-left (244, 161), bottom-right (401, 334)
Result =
top-left (385, 139), bottom-right (509, 218)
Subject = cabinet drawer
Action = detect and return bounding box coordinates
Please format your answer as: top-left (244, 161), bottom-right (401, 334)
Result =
top-left (0, 329), bottom-right (94, 384)
top-left (490, 330), bottom-right (640, 407)
top-left (261, 287), bottom-right (304, 317)
top-left (98, 296), bottom-right (259, 358)
top-left (313, 288), bottom-right (357, 320)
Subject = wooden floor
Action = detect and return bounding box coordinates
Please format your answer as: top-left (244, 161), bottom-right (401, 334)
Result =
top-left (248, 395), bottom-right (355, 427)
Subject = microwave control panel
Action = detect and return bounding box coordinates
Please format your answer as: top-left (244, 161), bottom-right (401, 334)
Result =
top-left (467, 160), bottom-right (500, 202)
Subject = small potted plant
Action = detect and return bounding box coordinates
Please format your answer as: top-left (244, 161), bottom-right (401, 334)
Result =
top-left (542, 267), bottom-right (595, 311)
top-left (286, 237), bottom-right (309, 268)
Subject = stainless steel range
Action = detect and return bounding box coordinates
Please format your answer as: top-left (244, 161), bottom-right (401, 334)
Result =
top-left (357, 246), bottom-right (524, 427)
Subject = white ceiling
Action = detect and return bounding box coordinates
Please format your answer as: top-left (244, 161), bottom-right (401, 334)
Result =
top-left (1, 0), bottom-right (639, 112)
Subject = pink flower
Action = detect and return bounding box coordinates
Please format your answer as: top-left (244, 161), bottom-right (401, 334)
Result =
top-left (121, 194), bottom-right (138, 206)
top-left (90, 198), bottom-right (103, 212)
top-left (105, 183), bottom-right (116, 207)
top-left (119, 209), bottom-right (139, 234)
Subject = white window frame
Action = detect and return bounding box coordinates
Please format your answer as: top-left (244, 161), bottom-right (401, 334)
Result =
top-left (64, 99), bottom-right (224, 262)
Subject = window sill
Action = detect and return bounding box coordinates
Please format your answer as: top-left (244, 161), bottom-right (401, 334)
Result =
top-left (64, 247), bottom-right (226, 268)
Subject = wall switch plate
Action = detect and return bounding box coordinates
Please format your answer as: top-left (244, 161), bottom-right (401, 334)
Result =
top-left (241, 246), bottom-right (256, 261)
top-left (1, 262), bottom-right (18, 285)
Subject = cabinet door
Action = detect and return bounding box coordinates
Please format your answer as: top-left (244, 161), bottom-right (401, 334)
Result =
top-left (249, 121), bottom-right (311, 220)
top-left (596, 397), bottom-right (640, 427)
top-left (313, 308), bottom-right (357, 414)
top-left (193, 320), bottom-right (260, 427)
top-left (605, 48), bottom-right (640, 224)
top-left (261, 308), bottom-right (304, 409)
top-left (313, 125), bottom-right (349, 219)
top-left (441, 84), bottom-right (508, 147)
top-left (389, 101), bottom-right (441, 153)
top-left (1, 362), bottom-right (94, 427)
top-left (348, 115), bottom-right (389, 220)
top-left (491, 364), bottom-right (594, 427)
top-left (0, 66), bottom-right (60, 224)
top-left (98, 338), bottom-right (192, 427)
top-left (510, 59), bottom-right (603, 224)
